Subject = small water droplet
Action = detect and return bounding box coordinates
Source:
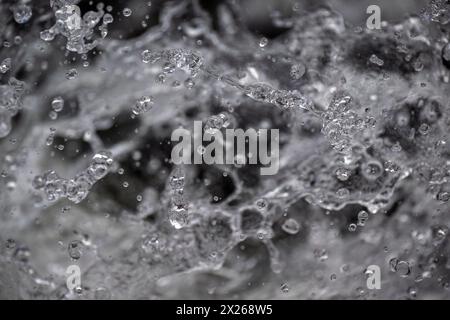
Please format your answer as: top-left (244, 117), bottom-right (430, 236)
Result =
top-left (259, 37), bottom-right (268, 48)
top-left (369, 54), bottom-right (384, 66)
top-left (335, 167), bottom-right (351, 181)
top-left (13, 4), bottom-right (32, 24)
top-left (51, 96), bottom-right (64, 112)
top-left (0, 58), bottom-right (11, 74)
top-left (290, 63), bottom-right (306, 80)
top-left (132, 95), bottom-right (154, 115)
top-left (65, 68), bottom-right (78, 80)
top-left (5, 238), bottom-right (16, 250)
top-left (123, 8), bottom-right (132, 17)
top-left (282, 218), bottom-right (300, 235)
top-left (280, 282), bottom-right (289, 293)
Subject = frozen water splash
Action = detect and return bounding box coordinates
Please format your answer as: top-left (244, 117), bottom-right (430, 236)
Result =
top-left (1, 0), bottom-right (450, 300)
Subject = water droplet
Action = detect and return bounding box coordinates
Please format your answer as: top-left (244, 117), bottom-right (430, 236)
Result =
top-left (282, 218), bottom-right (300, 235)
top-left (391, 142), bottom-right (402, 152)
top-left (74, 286), bottom-right (83, 295)
top-left (335, 167), bottom-right (351, 181)
top-left (390, 258), bottom-right (411, 277)
top-left (5, 238), bottom-right (16, 250)
top-left (65, 68), bottom-right (78, 80)
top-left (357, 210), bottom-right (369, 226)
top-left (443, 43), bottom-right (450, 62)
top-left (418, 123), bottom-right (430, 135)
top-left (408, 286), bottom-right (418, 298)
top-left (13, 4), bottom-right (32, 24)
top-left (68, 240), bottom-right (83, 260)
top-left (280, 283), bottom-right (289, 293)
top-left (0, 113), bottom-right (12, 138)
top-left (103, 13), bottom-right (114, 24)
top-left (255, 198), bottom-right (268, 211)
top-left (336, 188), bottom-right (350, 199)
top-left (197, 145), bottom-right (206, 155)
top-left (259, 37), bottom-right (268, 48)
top-left (290, 63), bottom-right (306, 80)
top-left (142, 49), bottom-right (160, 64)
top-left (169, 204), bottom-right (189, 229)
top-left (51, 96), bottom-right (64, 112)
top-left (132, 95), bottom-right (154, 115)
top-left (14, 246), bottom-right (30, 262)
top-left (0, 58), bottom-right (11, 74)
top-left (94, 287), bottom-right (111, 299)
top-left (314, 248), bottom-right (328, 261)
top-left (49, 111), bottom-right (58, 120)
top-left (184, 78), bottom-right (195, 89)
top-left (123, 8), bottom-right (132, 17)
top-left (156, 73), bottom-right (166, 83)
top-left (369, 54), bottom-right (384, 66)
top-left (40, 29), bottom-right (55, 42)
top-left (412, 59), bottom-right (424, 72)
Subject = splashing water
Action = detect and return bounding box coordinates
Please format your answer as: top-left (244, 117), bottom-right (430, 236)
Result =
top-left (1, 0), bottom-right (450, 300)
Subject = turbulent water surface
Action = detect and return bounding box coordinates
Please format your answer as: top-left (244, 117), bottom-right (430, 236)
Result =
top-left (1, 0), bottom-right (450, 300)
